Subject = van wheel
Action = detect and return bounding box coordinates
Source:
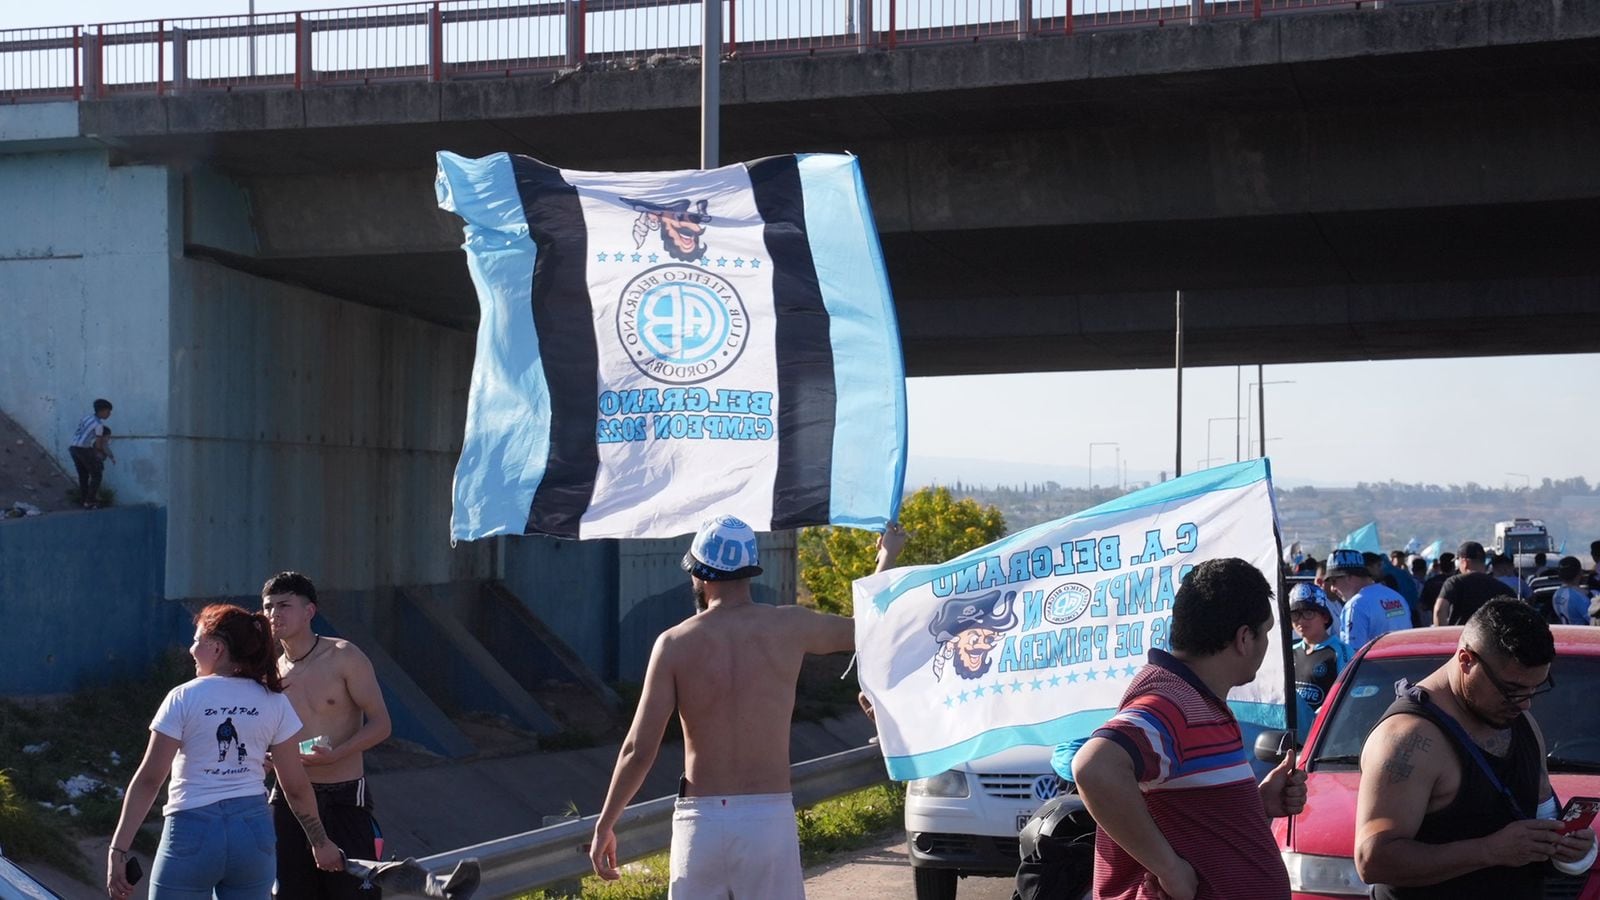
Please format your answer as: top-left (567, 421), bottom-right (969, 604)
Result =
top-left (912, 866), bottom-right (958, 900)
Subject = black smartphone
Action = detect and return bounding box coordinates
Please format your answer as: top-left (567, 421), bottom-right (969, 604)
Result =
top-left (124, 855), bottom-right (143, 886)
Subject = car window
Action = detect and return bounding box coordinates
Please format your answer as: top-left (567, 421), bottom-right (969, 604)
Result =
top-left (1310, 653), bottom-right (1600, 773)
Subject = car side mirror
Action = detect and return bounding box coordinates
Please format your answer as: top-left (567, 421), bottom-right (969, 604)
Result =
top-left (1254, 728), bottom-right (1292, 763)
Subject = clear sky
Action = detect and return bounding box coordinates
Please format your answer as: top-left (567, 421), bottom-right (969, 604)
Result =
top-left (12, 5), bottom-right (1600, 490)
top-left (908, 353), bottom-right (1600, 488)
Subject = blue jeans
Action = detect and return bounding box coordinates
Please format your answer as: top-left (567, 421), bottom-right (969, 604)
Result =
top-left (151, 795), bottom-right (277, 900)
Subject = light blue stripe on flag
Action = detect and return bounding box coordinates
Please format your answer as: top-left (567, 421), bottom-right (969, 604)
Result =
top-left (882, 708), bottom-right (1119, 781)
top-left (796, 153), bottom-right (907, 527)
top-left (870, 458), bottom-right (1272, 612)
top-left (436, 151), bottom-right (551, 539)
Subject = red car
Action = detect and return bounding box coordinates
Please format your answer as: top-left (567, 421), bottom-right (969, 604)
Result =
top-left (1261, 626), bottom-right (1600, 899)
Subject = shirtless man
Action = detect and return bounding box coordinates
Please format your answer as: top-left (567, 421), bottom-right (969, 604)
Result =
top-left (262, 571), bottom-right (393, 899)
top-left (590, 515), bottom-right (905, 898)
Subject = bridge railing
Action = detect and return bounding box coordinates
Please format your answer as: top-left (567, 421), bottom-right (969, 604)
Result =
top-left (0, 0), bottom-right (1426, 104)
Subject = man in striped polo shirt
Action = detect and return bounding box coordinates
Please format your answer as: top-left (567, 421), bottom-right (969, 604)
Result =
top-left (1073, 558), bottom-right (1305, 899)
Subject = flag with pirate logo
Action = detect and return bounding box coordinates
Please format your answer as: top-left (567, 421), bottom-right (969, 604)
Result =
top-left (853, 459), bottom-right (1288, 780)
top-left (435, 151), bottom-right (907, 540)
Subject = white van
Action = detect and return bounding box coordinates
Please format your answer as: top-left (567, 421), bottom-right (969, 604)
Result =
top-left (904, 744), bottom-right (1060, 899)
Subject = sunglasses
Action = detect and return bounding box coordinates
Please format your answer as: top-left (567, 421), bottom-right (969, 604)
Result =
top-left (1465, 647), bottom-right (1555, 704)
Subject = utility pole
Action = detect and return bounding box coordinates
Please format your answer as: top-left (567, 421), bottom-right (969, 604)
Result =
top-left (1174, 291), bottom-right (1183, 478)
top-left (701, 0), bottom-right (720, 168)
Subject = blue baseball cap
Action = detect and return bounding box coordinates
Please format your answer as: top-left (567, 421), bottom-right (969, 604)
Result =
top-left (1288, 583), bottom-right (1333, 615)
top-left (681, 515), bottom-right (764, 581)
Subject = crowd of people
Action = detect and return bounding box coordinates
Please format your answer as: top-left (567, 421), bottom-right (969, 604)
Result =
top-left (1068, 555), bottom-right (1598, 900)
top-left (86, 498), bottom-right (1599, 899)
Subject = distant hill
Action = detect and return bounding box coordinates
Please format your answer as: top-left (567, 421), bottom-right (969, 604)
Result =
top-left (938, 477), bottom-right (1600, 565)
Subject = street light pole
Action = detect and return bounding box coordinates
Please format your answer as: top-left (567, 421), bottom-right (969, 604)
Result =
top-left (1089, 442), bottom-right (1119, 489)
top-left (1246, 377), bottom-right (1296, 458)
top-left (1207, 417), bottom-right (1242, 469)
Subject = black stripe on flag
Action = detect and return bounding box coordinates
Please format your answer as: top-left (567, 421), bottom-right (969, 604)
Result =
top-left (748, 156), bottom-right (837, 529)
top-left (512, 156), bottom-right (599, 539)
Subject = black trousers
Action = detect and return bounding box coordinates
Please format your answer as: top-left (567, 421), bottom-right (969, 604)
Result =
top-left (270, 778), bottom-right (380, 899)
top-left (69, 446), bottom-right (103, 503)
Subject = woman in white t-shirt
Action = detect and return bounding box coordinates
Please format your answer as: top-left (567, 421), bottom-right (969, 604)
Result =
top-left (106, 604), bottom-right (344, 899)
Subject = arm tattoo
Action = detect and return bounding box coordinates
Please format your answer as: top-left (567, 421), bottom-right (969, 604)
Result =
top-left (1383, 733), bottom-right (1434, 785)
top-left (296, 811), bottom-right (329, 846)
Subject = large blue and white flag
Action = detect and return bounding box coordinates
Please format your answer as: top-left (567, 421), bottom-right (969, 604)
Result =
top-left (854, 460), bottom-right (1287, 781)
top-left (435, 151), bottom-right (907, 540)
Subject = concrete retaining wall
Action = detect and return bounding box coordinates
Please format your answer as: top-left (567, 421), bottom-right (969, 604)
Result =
top-left (0, 505), bottom-right (187, 695)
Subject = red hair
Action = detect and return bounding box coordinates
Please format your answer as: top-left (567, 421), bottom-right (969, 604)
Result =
top-left (196, 603), bottom-right (283, 692)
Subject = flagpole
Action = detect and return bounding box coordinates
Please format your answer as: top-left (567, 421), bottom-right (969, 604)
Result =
top-left (1174, 290), bottom-right (1183, 478)
top-left (1257, 363), bottom-right (1266, 462)
top-left (701, 0), bottom-right (721, 169)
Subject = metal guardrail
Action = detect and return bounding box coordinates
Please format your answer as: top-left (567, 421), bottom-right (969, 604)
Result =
top-left (0, 0), bottom-right (1445, 104)
top-left (415, 743), bottom-right (888, 899)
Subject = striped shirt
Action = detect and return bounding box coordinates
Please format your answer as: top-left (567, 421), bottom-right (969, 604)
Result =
top-left (71, 413), bottom-right (105, 449)
top-left (1089, 649), bottom-right (1289, 900)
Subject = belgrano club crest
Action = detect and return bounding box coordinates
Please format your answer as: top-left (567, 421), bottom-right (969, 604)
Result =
top-left (437, 150), bottom-right (905, 540)
top-left (617, 263), bottom-right (750, 385)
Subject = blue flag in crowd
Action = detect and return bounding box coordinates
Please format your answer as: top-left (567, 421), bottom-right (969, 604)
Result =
top-left (1339, 521), bottom-right (1383, 555)
top-left (435, 151), bottom-right (907, 540)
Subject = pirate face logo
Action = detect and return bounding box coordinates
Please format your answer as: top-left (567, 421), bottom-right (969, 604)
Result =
top-left (624, 196), bottom-right (712, 262)
top-left (928, 590), bottom-right (1018, 681)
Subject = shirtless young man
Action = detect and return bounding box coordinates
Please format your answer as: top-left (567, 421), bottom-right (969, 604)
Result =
top-left (590, 516), bottom-right (905, 898)
top-left (262, 571), bottom-right (393, 899)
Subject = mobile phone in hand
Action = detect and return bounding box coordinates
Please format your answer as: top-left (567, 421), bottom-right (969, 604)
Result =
top-left (1558, 796), bottom-right (1600, 835)
top-left (124, 855), bottom-right (143, 886)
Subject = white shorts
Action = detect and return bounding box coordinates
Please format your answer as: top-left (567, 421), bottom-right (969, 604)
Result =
top-left (669, 792), bottom-right (804, 900)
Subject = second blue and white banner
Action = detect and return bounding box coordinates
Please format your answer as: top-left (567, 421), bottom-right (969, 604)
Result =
top-left (854, 459), bottom-right (1286, 781)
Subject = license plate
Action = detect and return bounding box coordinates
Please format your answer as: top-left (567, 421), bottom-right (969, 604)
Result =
top-left (1016, 812), bottom-right (1034, 831)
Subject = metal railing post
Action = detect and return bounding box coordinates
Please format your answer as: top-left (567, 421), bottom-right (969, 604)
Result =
top-left (157, 21), bottom-right (166, 96)
top-left (727, 0), bottom-right (737, 55)
top-left (72, 26), bottom-right (82, 100)
top-left (429, 2), bottom-right (443, 81)
top-left (171, 27), bottom-right (188, 93)
top-left (856, 0), bottom-right (873, 52)
top-left (294, 14), bottom-right (311, 89)
top-left (83, 27), bottom-right (103, 99)
top-left (1065, 0), bottom-right (1073, 35)
top-left (1017, 0), bottom-right (1032, 38)
top-left (1254, 0), bottom-right (1263, 18)
top-left (564, 0), bottom-right (585, 67)
top-left (888, 0), bottom-right (896, 50)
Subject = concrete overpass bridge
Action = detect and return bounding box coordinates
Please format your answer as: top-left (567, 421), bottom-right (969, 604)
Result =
top-left (9, 0), bottom-right (1598, 375)
top-left (2, 0), bottom-right (1597, 746)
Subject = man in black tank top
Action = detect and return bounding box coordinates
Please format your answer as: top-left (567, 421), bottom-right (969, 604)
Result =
top-left (1354, 600), bottom-right (1595, 898)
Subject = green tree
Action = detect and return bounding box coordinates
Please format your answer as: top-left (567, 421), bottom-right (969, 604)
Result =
top-left (798, 486), bottom-right (1007, 616)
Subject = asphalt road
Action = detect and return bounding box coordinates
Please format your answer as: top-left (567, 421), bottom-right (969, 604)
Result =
top-left (805, 833), bottom-right (1016, 900)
